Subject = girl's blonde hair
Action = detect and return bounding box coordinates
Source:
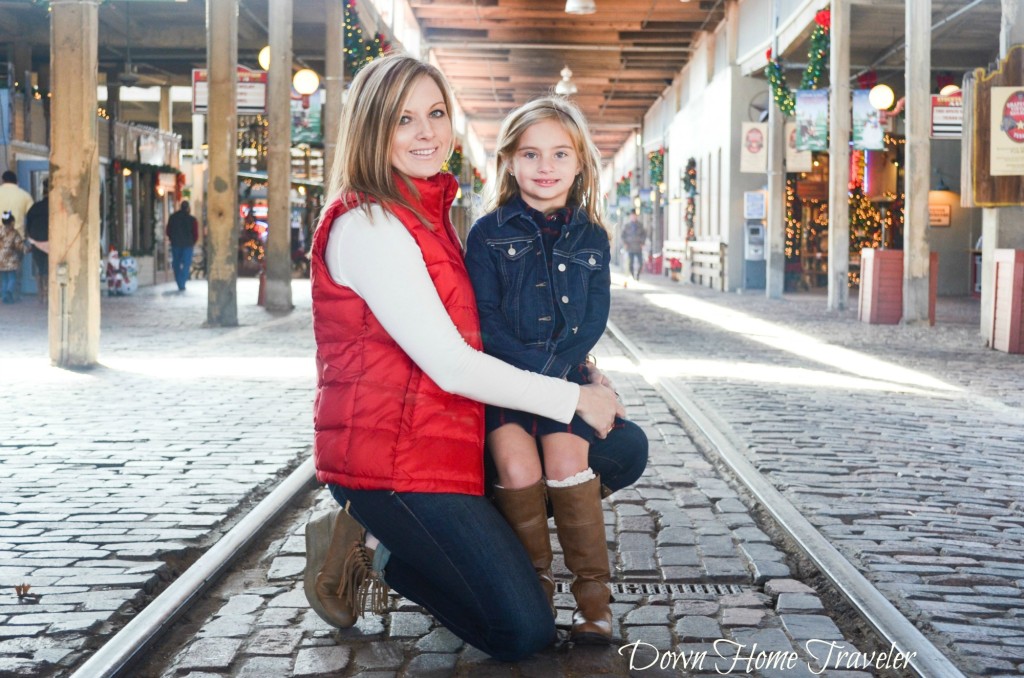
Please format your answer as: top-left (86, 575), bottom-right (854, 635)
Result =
top-left (491, 96), bottom-right (605, 230)
top-left (321, 53), bottom-right (455, 228)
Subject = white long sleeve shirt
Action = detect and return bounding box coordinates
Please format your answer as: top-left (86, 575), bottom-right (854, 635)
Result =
top-left (324, 205), bottom-right (579, 424)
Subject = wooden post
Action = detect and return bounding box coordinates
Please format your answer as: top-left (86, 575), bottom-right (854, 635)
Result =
top-left (827, 0), bottom-right (850, 311)
top-left (265, 0), bottom-right (294, 312)
top-left (206, 0), bottom-right (238, 326)
top-left (902, 0), bottom-right (931, 323)
top-left (765, 0), bottom-right (785, 300)
top-left (323, 0), bottom-right (344, 185)
top-left (158, 85), bottom-right (172, 133)
top-left (48, 0), bottom-right (101, 368)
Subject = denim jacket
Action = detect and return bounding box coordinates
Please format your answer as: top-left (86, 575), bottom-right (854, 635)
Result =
top-left (464, 199), bottom-right (610, 382)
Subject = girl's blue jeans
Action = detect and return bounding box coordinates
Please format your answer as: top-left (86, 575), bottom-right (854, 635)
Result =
top-left (328, 418), bottom-right (648, 661)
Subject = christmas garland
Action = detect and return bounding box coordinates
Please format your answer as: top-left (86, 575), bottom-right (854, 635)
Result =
top-left (472, 167), bottom-right (486, 194)
top-left (345, 0), bottom-right (391, 75)
top-left (442, 144), bottom-right (463, 176)
top-left (616, 173), bottom-right (632, 199)
top-left (648, 148), bottom-right (665, 186)
top-left (683, 158), bottom-right (697, 239)
top-left (764, 9), bottom-right (831, 117)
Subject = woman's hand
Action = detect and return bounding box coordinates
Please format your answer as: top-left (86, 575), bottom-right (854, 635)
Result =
top-left (588, 365), bottom-right (626, 419)
top-left (576, 383), bottom-right (619, 438)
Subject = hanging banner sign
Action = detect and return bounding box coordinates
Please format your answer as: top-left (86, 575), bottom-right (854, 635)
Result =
top-left (740, 122), bottom-right (768, 173)
top-left (192, 67), bottom-right (267, 115)
top-left (785, 122), bottom-right (812, 173)
top-left (291, 90), bottom-right (323, 144)
top-left (852, 89), bottom-right (885, 150)
top-left (795, 89), bottom-right (829, 151)
top-left (931, 94), bottom-right (963, 138)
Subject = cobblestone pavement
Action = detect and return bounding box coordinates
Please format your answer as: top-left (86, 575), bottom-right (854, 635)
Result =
top-left (0, 280), bottom-right (316, 677)
top-left (601, 273), bottom-right (1024, 677)
top-left (3, 272), bottom-right (1017, 677)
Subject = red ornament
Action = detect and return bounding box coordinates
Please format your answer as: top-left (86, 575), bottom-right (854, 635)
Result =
top-left (815, 9), bottom-right (831, 29)
top-left (766, 47), bottom-right (773, 61)
top-left (857, 70), bottom-right (878, 91)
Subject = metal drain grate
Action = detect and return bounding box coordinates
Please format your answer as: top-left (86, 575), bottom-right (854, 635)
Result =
top-left (554, 582), bottom-right (748, 596)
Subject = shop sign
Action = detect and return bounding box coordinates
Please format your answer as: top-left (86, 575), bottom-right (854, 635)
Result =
top-left (192, 67), bottom-right (267, 115)
top-left (931, 94), bottom-right (962, 139)
top-left (785, 122), bottom-right (812, 173)
top-left (928, 204), bottom-right (951, 227)
top-left (990, 87), bottom-right (1024, 176)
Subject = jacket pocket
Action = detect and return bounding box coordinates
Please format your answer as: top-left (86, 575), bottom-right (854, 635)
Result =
top-left (488, 237), bottom-right (535, 262)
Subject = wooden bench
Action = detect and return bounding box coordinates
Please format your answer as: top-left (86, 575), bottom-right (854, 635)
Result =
top-left (685, 239), bottom-right (727, 291)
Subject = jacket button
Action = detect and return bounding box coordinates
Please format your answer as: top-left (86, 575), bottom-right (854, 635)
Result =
top-left (589, 256), bottom-right (597, 265)
top-left (558, 263), bottom-right (566, 272)
top-left (561, 295), bottom-right (569, 304)
top-left (508, 246), bottom-right (516, 256)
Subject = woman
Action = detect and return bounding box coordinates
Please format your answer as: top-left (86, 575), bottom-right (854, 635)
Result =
top-left (304, 53), bottom-right (643, 660)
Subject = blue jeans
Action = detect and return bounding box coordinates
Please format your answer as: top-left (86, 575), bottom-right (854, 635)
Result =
top-left (330, 484), bottom-right (556, 661)
top-left (328, 420), bottom-right (648, 661)
top-left (171, 246), bottom-right (193, 290)
top-left (1, 270), bottom-right (16, 301)
top-left (628, 251), bottom-right (644, 279)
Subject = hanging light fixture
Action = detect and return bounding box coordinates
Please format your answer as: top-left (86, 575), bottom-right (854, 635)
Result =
top-left (868, 84), bottom-right (895, 111)
top-left (555, 66), bottom-right (578, 96)
top-left (564, 0), bottom-right (596, 15)
top-left (258, 46), bottom-right (271, 71)
top-left (293, 68), bottom-right (321, 109)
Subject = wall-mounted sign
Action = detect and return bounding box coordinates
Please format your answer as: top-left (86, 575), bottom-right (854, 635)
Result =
top-left (743, 190), bottom-right (766, 220)
top-left (740, 122), bottom-right (767, 173)
top-left (928, 203), bottom-right (951, 227)
top-left (795, 89), bottom-right (829, 151)
top-left (785, 122), bottom-right (812, 173)
top-left (931, 94), bottom-right (963, 138)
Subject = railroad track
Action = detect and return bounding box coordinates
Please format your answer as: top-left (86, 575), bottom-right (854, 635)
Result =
top-left (605, 319), bottom-right (966, 678)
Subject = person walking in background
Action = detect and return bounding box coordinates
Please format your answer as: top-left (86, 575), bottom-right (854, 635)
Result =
top-left (0, 211), bottom-right (25, 303)
top-left (24, 181), bottom-right (49, 304)
top-left (302, 53), bottom-right (628, 662)
top-left (0, 171), bottom-right (34, 239)
top-left (464, 96), bottom-right (630, 644)
top-left (622, 211), bottom-right (647, 281)
top-left (166, 200), bottom-right (198, 292)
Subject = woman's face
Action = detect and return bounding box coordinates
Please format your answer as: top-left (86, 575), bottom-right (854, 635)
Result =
top-left (390, 75), bottom-right (452, 179)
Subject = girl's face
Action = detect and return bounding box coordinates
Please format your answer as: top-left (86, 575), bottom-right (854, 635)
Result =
top-left (509, 118), bottom-right (580, 213)
top-left (390, 75), bottom-right (452, 180)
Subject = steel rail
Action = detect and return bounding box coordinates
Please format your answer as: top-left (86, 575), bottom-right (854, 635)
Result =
top-left (69, 457), bottom-right (318, 678)
top-left (605, 320), bottom-right (966, 678)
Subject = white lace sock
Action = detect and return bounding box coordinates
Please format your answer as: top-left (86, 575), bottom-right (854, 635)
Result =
top-left (545, 467), bottom-right (596, 488)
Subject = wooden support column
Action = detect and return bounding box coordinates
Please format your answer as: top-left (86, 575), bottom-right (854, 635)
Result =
top-left (48, 0), bottom-right (100, 368)
top-left (981, 0), bottom-right (1024, 342)
top-left (765, 0), bottom-right (784, 299)
top-left (323, 0), bottom-right (345, 176)
top-left (902, 0), bottom-right (931, 323)
top-left (206, 0), bottom-right (238, 326)
top-left (827, 0), bottom-right (850, 311)
top-left (191, 113), bottom-right (206, 253)
top-left (158, 85), bottom-right (172, 133)
top-left (265, 0), bottom-right (293, 311)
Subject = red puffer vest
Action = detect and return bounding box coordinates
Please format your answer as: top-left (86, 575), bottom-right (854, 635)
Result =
top-left (310, 173), bottom-right (485, 495)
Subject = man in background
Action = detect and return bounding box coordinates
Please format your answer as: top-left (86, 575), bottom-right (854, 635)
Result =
top-left (165, 200), bottom-right (199, 292)
top-left (621, 212), bottom-right (647, 281)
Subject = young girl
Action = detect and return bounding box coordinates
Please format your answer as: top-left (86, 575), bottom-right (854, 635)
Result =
top-left (0, 211), bottom-right (25, 304)
top-left (464, 97), bottom-right (617, 644)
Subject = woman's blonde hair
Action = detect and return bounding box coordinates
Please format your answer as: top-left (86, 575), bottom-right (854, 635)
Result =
top-left (491, 96), bottom-right (605, 230)
top-left (321, 53), bottom-right (455, 228)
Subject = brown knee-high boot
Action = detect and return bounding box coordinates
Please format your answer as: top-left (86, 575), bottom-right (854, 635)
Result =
top-left (548, 475), bottom-right (613, 644)
top-left (492, 481), bottom-right (556, 614)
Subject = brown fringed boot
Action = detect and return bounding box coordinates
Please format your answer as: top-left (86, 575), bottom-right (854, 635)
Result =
top-left (304, 507), bottom-right (389, 628)
top-left (548, 473), bottom-right (614, 644)
top-left (492, 480), bottom-right (556, 615)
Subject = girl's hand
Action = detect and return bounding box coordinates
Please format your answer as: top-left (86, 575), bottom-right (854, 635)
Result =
top-left (576, 383), bottom-right (618, 438)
